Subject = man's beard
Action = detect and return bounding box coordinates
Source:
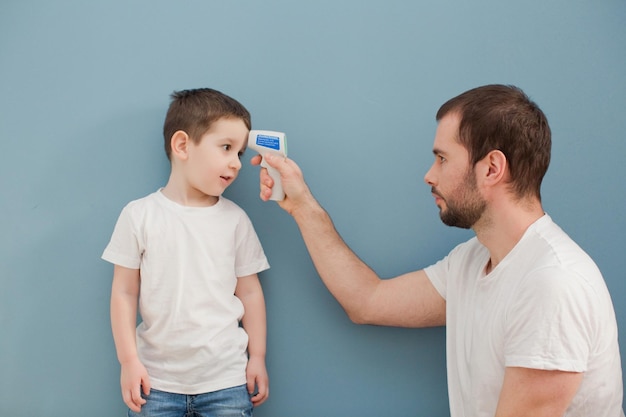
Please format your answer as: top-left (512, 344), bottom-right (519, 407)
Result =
top-left (435, 170), bottom-right (486, 229)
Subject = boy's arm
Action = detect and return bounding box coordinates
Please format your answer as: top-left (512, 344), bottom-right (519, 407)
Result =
top-left (110, 265), bottom-right (151, 412)
top-left (235, 274), bottom-right (269, 406)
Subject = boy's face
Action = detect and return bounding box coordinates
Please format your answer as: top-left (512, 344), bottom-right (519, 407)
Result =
top-left (184, 117), bottom-right (248, 200)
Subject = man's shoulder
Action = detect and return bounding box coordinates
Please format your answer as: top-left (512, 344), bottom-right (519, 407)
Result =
top-left (529, 215), bottom-right (594, 264)
top-left (433, 236), bottom-right (488, 272)
top-left (449, 236), bottom-right (485, 257)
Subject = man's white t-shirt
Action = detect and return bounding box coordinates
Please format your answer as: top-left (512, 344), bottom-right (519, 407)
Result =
top-left (425, 214), bottom-right (623, 417)
top-left (102, 190), bottom-right (270, 394)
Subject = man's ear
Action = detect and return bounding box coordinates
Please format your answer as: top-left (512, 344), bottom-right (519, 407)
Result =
top-left (170, 130), bottom-right (190, 161)
top-left (478, 150), bottom-right (508, 186)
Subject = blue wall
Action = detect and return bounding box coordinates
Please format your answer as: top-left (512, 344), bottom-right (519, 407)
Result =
top-left (1, 1), bottom-right (625, 416)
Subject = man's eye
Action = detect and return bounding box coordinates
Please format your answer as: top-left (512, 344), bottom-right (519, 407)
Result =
top-left (438, 155), bottom-right (446, 163)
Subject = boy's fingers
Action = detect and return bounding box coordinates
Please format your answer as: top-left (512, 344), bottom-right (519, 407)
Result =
top-left (251, 388), bottom-right (269, 406)
top-left (131, 385), bottom-right (147, 407)
top-left (123, 389), bottom-right (141, 412)
top-left (246, 375), bottom-right (255, 395)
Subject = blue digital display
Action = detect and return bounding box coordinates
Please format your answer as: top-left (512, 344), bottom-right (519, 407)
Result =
top-left (255, 134), bottom-right (281, 150)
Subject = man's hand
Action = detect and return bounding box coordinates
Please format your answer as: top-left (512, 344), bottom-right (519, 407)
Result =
top-left (250, 153), bottom-right (314, 216)
top-left (246, 355), bottom-right (269, 406)
top-left (120, 358), bottom-right (151, 412)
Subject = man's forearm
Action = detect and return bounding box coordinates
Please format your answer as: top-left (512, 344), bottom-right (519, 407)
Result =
top-left (291, 197), bottom-right (382, 323)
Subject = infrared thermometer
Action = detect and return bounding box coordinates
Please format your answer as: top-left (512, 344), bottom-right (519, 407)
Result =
top-left (248, 130), bottom-right (288, 201)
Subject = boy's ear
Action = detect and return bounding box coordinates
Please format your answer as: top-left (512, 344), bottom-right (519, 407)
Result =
top-left (170, 130), bottom-right (190, 160)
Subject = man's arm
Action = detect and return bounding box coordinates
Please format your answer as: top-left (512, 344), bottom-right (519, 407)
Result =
top-left (252, 154), bottom-right (446, 328)
top-left (110, 265), bottom-right (150, 412)
top-left (495, 367), bottom-right (583, 417)
top-left (235, 274), bottom-right (269, 406)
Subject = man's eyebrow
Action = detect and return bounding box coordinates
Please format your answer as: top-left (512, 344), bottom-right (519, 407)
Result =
top-left (432, 147), bottom-right (446, 156)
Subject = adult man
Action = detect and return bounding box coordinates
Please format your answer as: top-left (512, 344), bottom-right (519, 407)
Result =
top-left (251, 85), bottom-right (624, 416)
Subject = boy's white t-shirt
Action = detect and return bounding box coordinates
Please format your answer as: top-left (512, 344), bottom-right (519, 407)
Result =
top-left (102, 190), bottom-right (270, 395)
top-left (425, 214), bottom-right (623, 417)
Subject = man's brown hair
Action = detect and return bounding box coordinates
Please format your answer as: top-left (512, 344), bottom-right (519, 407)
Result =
top-left (437, 84), bottom-right (551, 200)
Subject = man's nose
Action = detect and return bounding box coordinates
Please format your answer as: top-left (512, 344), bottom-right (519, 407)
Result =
top-left (424, 164), bottom-right (436, 186)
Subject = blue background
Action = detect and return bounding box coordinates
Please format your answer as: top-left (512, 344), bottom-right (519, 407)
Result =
top-left (1, 1), bottom-right (625, 416)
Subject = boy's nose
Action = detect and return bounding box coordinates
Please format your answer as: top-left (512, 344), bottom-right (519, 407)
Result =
top-left (231, 157), bottom-right (242, 170)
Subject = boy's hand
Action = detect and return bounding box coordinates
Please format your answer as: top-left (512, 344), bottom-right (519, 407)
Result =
top-left (120, 358), bottom-right (151, 412)
top-left (246, 355), bottom-right (269, 406)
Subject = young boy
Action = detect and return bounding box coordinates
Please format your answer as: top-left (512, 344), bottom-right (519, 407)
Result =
top-left (102, 88), bottom-right (270, 416)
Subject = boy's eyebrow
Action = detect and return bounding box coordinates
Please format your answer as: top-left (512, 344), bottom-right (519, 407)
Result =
top-left (232, 136), bottom-right (248, 152)
top-left (222, 135), bottom-right (247, 150)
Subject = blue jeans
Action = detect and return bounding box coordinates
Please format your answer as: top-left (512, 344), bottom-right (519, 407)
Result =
top-left (128, 384), bottom-right (253, 417)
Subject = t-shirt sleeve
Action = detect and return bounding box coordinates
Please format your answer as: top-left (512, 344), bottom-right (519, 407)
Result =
top-left (101, 205), bottom-right (142, 269)
top-left (234, 213), bottom-right (270, 278)
top-left (424, 257), bottom-right (449, 300)
top-left (503, 266), bottom-right (594, 372)
top-left (424, 238), bottom-right (488, 303)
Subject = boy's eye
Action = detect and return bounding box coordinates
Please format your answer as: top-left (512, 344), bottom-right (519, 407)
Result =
top-left (222, 144), bottom-right (231, 151)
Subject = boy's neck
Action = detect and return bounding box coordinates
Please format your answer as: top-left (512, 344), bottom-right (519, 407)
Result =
top-left (161, 176), bottom-right (219, 207)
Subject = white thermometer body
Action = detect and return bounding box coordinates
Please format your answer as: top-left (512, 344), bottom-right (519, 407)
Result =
top-left (248, 130), bottom-right (287, 201)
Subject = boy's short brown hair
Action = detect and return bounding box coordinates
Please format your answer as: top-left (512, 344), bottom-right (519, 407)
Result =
top-left (163, 88), bottom-right (251, 160)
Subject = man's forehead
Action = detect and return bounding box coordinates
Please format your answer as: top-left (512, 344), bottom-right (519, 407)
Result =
top-left (432, 113), bottom-right (462, 150)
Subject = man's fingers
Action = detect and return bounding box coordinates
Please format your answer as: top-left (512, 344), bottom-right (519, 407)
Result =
top-left (258, 165), bottom-right (275, 202)
top-left (264, 153), bottom-right (284, 170)
top-left (260, 167), bottom-right (273, 187)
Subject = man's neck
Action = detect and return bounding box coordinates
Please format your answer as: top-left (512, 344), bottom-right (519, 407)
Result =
top-left (474, 197), bottom-right (544, 273)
